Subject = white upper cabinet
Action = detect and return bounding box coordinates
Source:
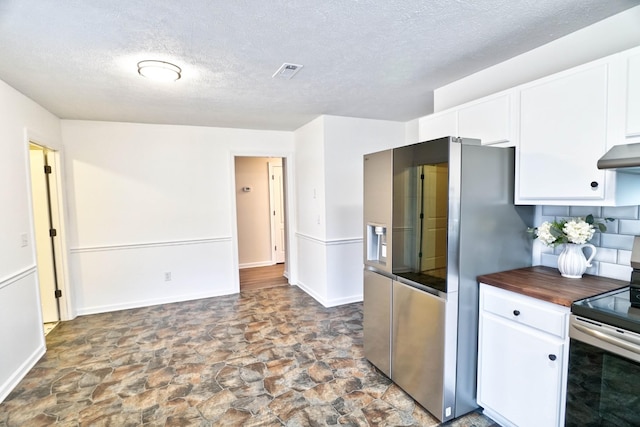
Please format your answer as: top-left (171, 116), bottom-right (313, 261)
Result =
top-left (458, 91), bottom-right (515, 147)
top-left (515, 46), bottom-right (640, 206)
top-left (516, 63), bottom-right (608, 203)
top-left (418, 110), bottom-right (457, 142)
top-left (418, 91), bottom-right (515, 146)
top-left (626, 49), bottom-right (640, 138)
top-left (416, 46), bottom-right (640, 206)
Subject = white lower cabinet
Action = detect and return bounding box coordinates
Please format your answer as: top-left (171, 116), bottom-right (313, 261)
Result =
top-left (477, 284), bottom-right (569, 427)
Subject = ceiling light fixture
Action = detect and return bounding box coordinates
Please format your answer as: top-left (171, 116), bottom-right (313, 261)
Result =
top-left (137, 60), bottom-right (182, 81)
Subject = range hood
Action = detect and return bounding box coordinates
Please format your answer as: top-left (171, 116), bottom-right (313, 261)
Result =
top-left (597, 142), bottom-right (640, 174)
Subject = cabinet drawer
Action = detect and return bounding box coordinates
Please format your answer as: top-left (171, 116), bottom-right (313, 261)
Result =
top-left (481, 284), bottom-right (567, 338)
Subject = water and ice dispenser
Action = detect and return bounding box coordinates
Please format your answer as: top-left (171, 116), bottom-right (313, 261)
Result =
top-left (367, 224), bottom-right (387, 265)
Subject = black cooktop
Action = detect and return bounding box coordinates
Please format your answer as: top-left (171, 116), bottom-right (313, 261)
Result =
top-left (572, 287), bottom-right (640, 334)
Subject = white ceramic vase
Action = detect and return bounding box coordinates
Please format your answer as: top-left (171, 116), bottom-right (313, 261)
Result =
top-left (557, 243), bottom-right (597, 278)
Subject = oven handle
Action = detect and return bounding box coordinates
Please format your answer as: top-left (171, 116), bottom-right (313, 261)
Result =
top-left (572, 322), bottom-right (640, 355)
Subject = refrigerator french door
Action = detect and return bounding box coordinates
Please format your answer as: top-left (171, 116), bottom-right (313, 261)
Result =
top-left (363, 137), bottom-right (533, 422)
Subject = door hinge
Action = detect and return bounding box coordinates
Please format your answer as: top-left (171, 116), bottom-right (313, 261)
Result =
top-left (44, 165), bottom-right (52, 174)
top-left (54, 289), bottom-right (62, 298)
top-left (49, 228), bottom-right (57, 237)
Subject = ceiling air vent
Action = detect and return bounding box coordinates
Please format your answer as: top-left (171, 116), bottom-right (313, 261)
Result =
top-left (272, 63), bottom-right (303, 79)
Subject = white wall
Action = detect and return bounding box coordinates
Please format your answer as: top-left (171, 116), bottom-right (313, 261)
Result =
top-left (0, 80), bottom-right (62, 402)
top-left (293, 117), bottom-right (328, 302)
top-left (435, 6), bottom-right (640, 111)
top-left (294, 115), bottom-right (405, 306)
top-left (61, 120), bottom-right (293, 315)
top-left (235, 156), bottom-right (281, 268)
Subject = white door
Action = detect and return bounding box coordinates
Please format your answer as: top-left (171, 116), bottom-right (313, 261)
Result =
top-left (29, 145), bottom-right (59, 323)
top-left (269, 162), bottom-right (285, 263)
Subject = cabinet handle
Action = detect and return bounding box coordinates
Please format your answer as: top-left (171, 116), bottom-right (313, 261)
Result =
top-left (590, 181), bottom-right (599, 188)
top-left (548, 354), bottom-right (557, 361)
top-left (513, 310), bottom-right (520, 316)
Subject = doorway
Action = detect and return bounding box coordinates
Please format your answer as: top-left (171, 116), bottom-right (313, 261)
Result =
top-left (234, 156), bottom-right (288, 290)
top-left (28, 143), bottom-right (64, 334)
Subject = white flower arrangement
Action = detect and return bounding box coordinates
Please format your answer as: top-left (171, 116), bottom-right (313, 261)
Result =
top-left (529, 214), bottom-right (611, 247)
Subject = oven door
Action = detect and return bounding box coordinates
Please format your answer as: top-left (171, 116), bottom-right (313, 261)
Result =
top-left (566, 315), bottom-right (640, 427)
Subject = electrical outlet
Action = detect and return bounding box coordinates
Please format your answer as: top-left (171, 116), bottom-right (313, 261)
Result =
top-left (164, 272), bottom-right (172, 281)
top-left (20, 233), bottom-right (28, 247)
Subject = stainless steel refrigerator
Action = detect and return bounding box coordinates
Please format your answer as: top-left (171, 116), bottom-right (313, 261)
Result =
top-left (363, 137), bottom-right (533, 422)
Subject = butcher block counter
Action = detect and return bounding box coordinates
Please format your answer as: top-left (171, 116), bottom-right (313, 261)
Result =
top-left (477, 265), bottom-right (629, 307)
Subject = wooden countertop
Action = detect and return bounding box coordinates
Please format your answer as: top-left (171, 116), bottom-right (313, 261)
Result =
top-left (477, 266), bottom-right (629, 307)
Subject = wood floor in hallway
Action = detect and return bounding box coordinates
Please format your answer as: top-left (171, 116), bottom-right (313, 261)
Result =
top-left (239, 263), bottom-right (288, 291)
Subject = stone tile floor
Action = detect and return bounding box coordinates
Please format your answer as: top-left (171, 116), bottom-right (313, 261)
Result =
top-left (0, 285), bottom-right (499, 426)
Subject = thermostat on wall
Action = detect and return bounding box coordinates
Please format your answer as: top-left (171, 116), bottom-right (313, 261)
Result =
top-left (242, 186), bottom-right (252, 192)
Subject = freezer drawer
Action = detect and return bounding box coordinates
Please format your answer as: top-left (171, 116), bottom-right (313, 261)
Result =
top-left (392, 281), bottom-right (446, 420)
top-left (363, 269), bottom-right (393, 377)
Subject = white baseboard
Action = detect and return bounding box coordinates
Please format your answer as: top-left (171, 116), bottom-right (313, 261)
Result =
top-left (295, 281), bottom-right (362, 308)
top-left (239, 261), bottom-right (275, 269)
top-left (76, 288), bottom-right (238, 316)
top-left (0, 343), bottom-right (45, 404)
top-left (324, 294), bottom-right (363, 307)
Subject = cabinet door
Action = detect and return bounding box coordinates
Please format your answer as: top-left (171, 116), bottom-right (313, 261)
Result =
top-left (458, 92), bottom-right (512, 146)
top-left (627, 51), bottom-right (640, 138)
top-left (517, 64), bottom-right (608, 201)
top-left (418, 110), bottom-right (457, 141)
top-left (478, 313), bottom-right (564, 427)
top-left (363, 270), bottom-right (392, 377)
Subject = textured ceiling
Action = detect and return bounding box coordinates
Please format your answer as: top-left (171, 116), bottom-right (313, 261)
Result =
top-left (0, 1), bottom-right (637, 131)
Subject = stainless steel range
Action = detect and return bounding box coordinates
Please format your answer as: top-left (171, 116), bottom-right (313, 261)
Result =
top-left (566, 236), bottom-right (640, 426)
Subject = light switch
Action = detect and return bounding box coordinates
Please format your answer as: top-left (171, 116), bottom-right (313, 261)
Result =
top-left (20, 233), bottom-right (28, 247)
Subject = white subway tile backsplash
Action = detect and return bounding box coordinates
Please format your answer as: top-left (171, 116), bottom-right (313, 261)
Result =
top-left (602, 219), bottom-right (619, 234)
top-left (540, 252), bottom-right (558, 268)
top-left (569, 206), bottom-right (601, 217)
top-left (541, 206), bottom-right (570, 216)
top-left (534, 204), bottom-right (640, 281)
top-left (598, 262), bottom-right (632, 281)
top-left (586, 263), bottom-right (598, 276)
top-left (593, 247), bottom-right (617, 263)
top-left (618, 219), bottom-right (640, 236)
top-left (601, 233), bottom-right (635, 250)
top-left (603, 206), bottom-right (639, 220)
top-left (539, 215), bottom-right (556, 224)
top-left (538, 244), bottom-right (554, 254)
top-left (619, 250), bottom-right (632, 266)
